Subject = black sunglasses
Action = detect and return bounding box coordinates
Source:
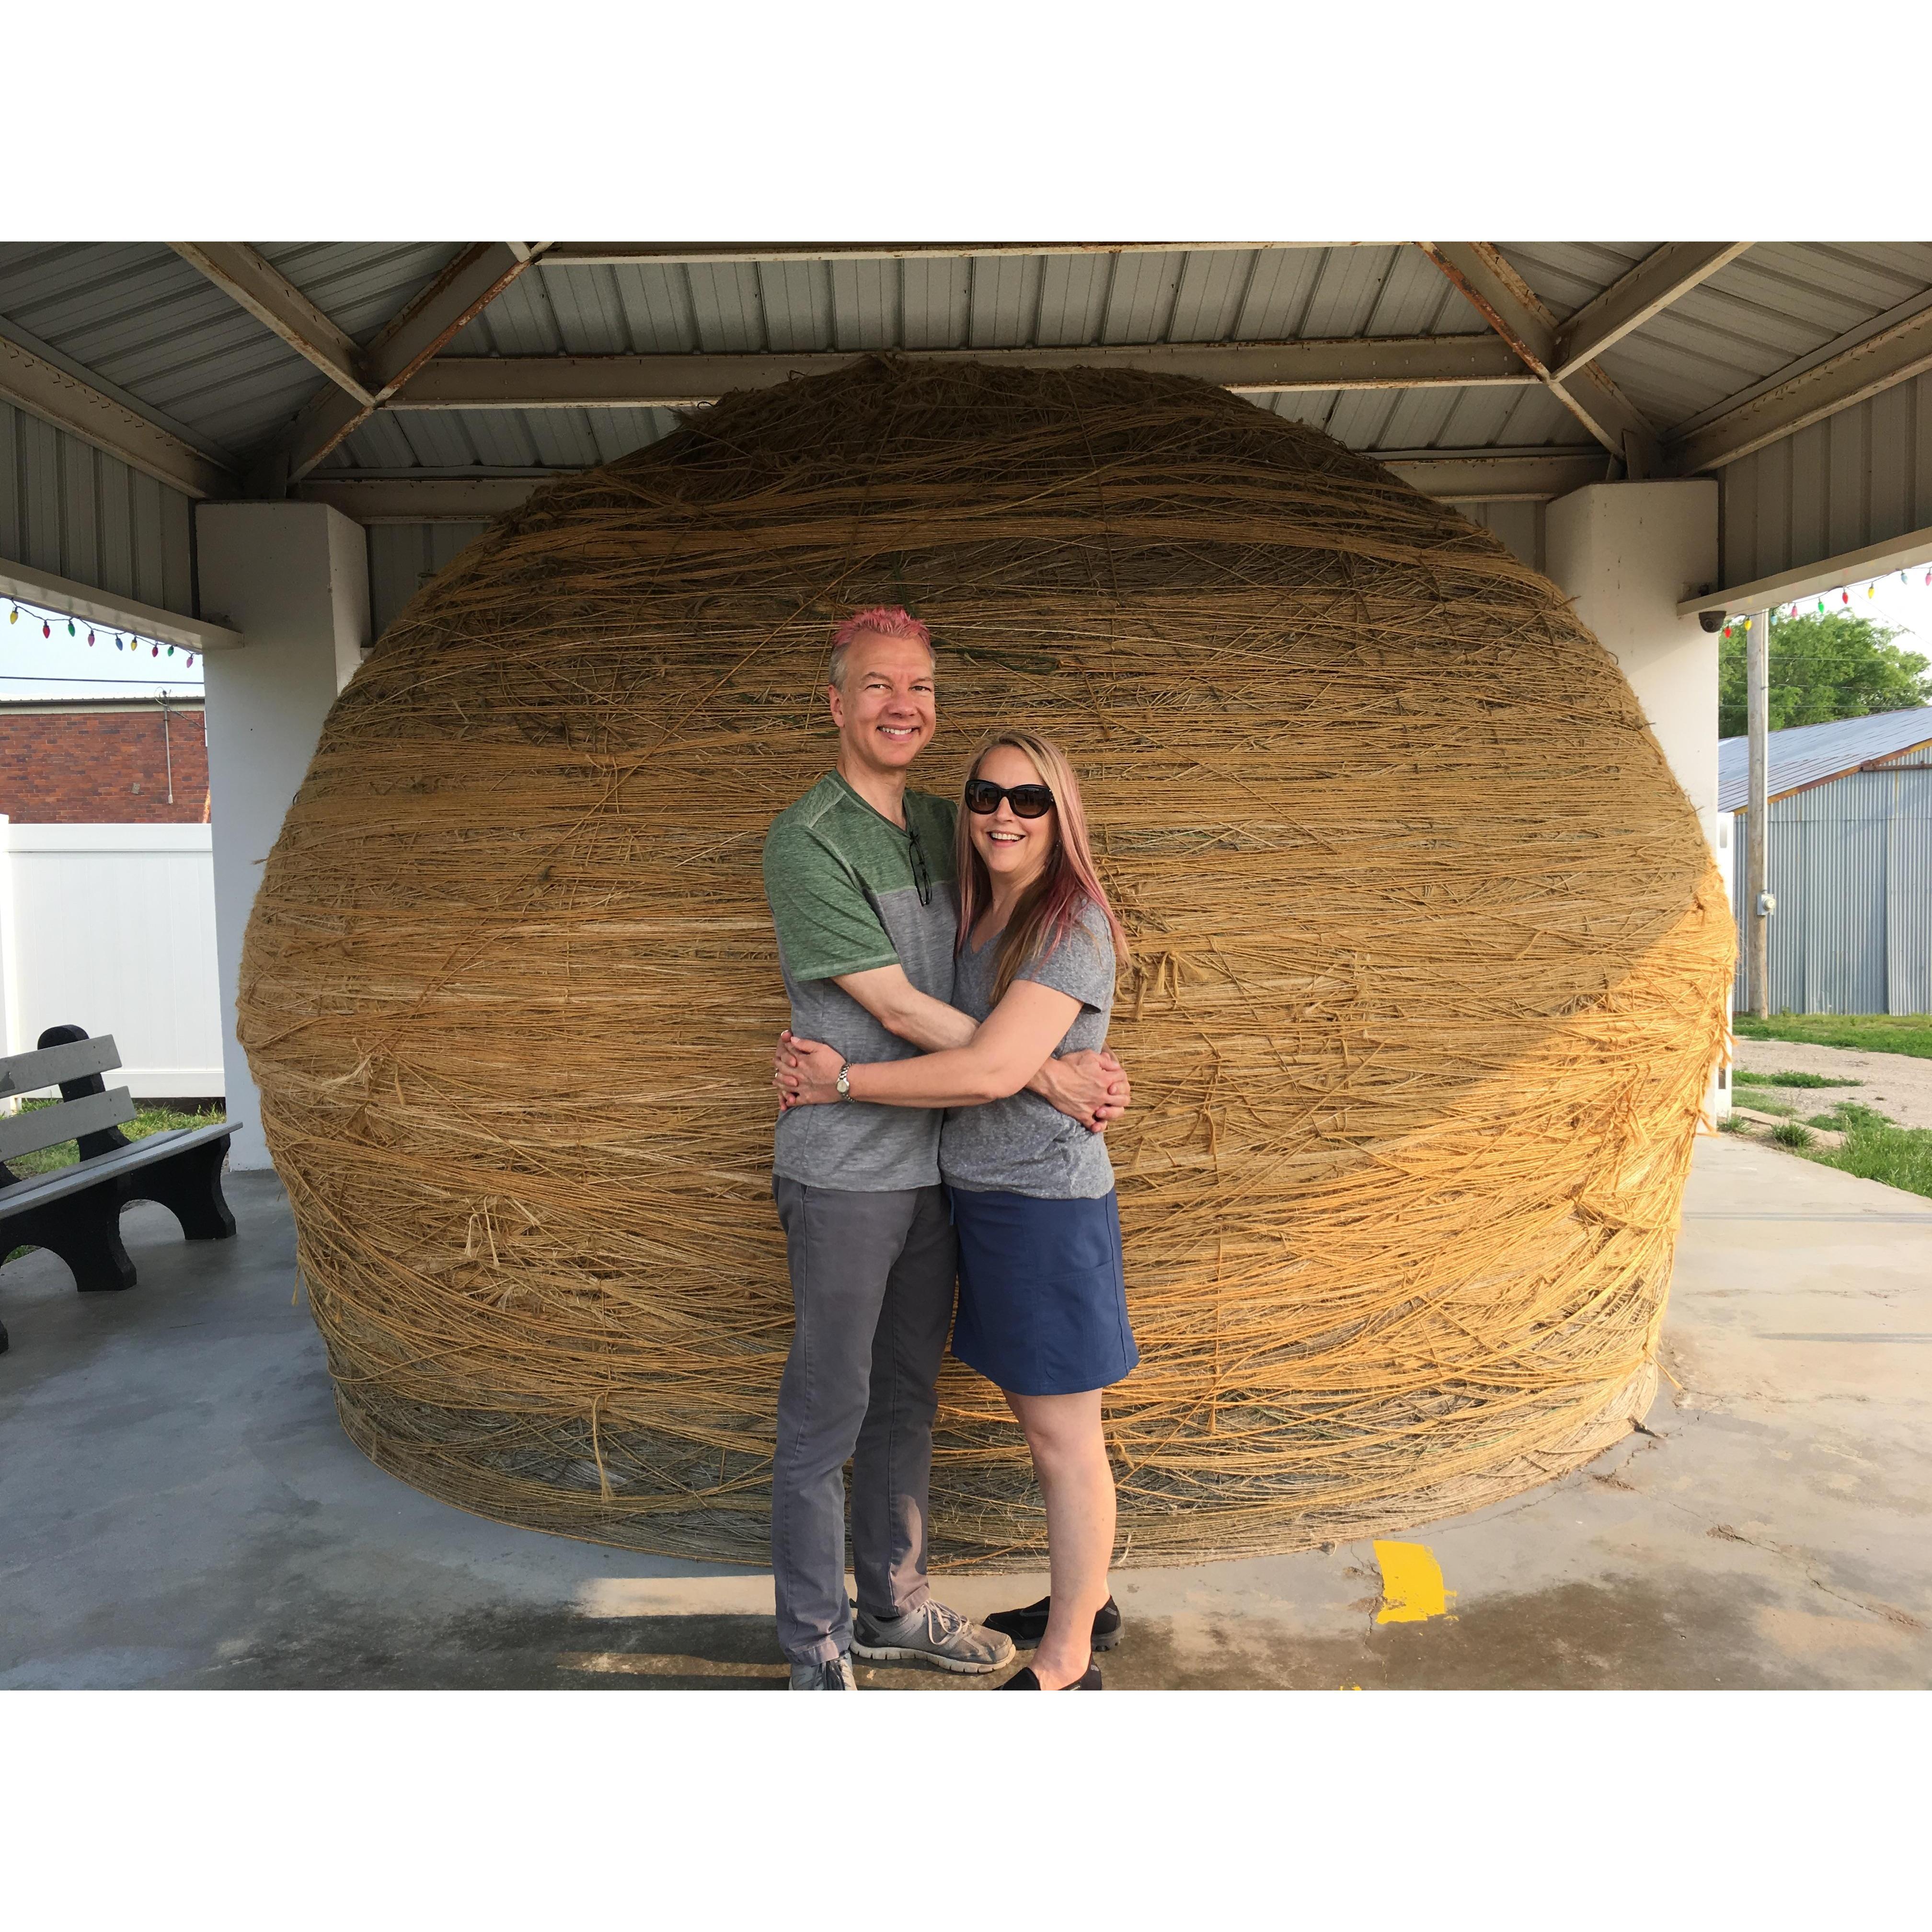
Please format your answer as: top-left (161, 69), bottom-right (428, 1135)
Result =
top-left (964, 778), bottom-right (1056, 819)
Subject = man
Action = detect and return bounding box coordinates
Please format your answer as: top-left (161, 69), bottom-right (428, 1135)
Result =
top-left (761, 605), bottom-right (1130, 1690)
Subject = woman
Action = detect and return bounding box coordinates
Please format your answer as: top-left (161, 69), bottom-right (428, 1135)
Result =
top-left (776, 729), bottom-right (1134, 1690)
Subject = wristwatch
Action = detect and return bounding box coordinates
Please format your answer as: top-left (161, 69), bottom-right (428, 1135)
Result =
top-left (836, 1059), bottom-right (852, 1100)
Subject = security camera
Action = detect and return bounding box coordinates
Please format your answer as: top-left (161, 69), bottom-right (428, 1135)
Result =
top-left (1698, 609), bottom-right (1729, 634)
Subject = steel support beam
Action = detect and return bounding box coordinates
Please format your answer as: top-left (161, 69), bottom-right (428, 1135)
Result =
top-left (1417, 241), bottom-right (1662, 476)
top-left (539, 241), bottom-right (1369, 268)
top-left (1678, 521), bottom-right (1932, 622)
top-left (1551, 242), bottom-right (1751, 380)
top-left (396, 336), bottom-right (1533, 412)
top-left (255, 243), bottom-right (540, 492)
top-left (0, 552), bottom-right (244, 651)
top-left (1670, 302), bottom-right (1932, 475)
top-left (0, 331), bottom-right (233, 500)
top-left (169, 244), bottom-right (374, 406)
top-left (296, 475), bottom-right (544, 522)
top-left (1374, 447), bottom-right (1610, 500)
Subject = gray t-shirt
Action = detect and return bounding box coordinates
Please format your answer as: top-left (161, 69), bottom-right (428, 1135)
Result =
top-left (940, 900), bottom-right (1116, 1200)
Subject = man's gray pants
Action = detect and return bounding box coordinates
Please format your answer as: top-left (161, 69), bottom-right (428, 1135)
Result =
top-left (770, 1176), bottom-right (957, 1667)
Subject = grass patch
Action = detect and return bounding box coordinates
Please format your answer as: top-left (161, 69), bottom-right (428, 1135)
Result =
top-left (1733, 1012), bottom-right (1932, 1059)
top-left (7, 1096), bottom-right (226, 1180)
top-left (1733, 1068), bottom-right (1862, 1090)
top-left (1769, 1121), bottom-right (1815, 1150)
top-left (4, 1099), bottom-right (228, 1265)
top-left (1821, 1112), bottom-right (1932, 1200)
top-left (1742, 1095), bottom-right (1799, 1117)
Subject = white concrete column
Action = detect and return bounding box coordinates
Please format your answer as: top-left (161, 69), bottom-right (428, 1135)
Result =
top-left (196, 503), bottom-right (369, 1169)
top-left (1546, 479), bottom-right (1722, 850)
top-left (1546, 478), bottom-right (1729, 1119)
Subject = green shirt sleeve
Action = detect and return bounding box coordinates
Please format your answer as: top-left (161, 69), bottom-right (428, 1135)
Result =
top-left (763, 817), bottom-right (900, 982)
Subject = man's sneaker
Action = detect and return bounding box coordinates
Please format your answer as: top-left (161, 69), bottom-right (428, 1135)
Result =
top-left (984, 1593), bottom-right (1124, 1653)
top-left (851, 1600), bottom-right (1015, 1675)
top-left (789, 1653), bottom-right (858, 1690)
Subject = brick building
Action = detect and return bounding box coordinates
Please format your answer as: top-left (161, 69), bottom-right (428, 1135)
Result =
top-left (0, 696), bottom-right (209, 824)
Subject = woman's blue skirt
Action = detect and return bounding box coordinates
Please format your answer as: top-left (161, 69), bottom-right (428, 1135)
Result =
top-left (948, 1185), bottom-right (1138, 1397)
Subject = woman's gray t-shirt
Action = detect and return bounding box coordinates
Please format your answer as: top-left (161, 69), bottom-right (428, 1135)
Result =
top-left (940, 900), bottom-right (1116, 1200)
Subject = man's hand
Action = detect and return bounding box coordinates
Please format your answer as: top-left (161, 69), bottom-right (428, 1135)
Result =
top-left (1032, 1048), bottom-right (1131, 1134)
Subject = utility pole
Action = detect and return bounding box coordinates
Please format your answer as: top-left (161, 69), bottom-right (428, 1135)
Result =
top-left (1746, 608), bottom-right (1772, 1019)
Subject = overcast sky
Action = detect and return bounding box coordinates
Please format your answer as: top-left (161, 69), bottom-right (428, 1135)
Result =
top-left (0, 602), bottom-right (204, 701)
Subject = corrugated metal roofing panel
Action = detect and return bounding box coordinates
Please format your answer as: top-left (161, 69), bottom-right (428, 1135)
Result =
top-left (1719, 369), bottom-right (1932, 586)
top-left (1495, 244), bottom-right (1653, 320)
top-left (0, 400), bottom-right (193, 614)
top-left (1718, 705), bottom-right (1932, 812)
top-left (1500, 243), bottom-right (1932, 437)
top-left (0, 242), bottom-right (464, 459)
top-left (368, 521), bottom-right (492, 637)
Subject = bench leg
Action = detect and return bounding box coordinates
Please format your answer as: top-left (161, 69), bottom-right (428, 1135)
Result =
top-left (126, 1139), bottom-right (237, 1241)
top-left (6, 1187), bottom-right (138, 1293)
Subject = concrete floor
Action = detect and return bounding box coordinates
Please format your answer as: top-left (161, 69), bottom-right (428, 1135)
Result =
top-left (3, 1136), bottom-right (1929, 1691)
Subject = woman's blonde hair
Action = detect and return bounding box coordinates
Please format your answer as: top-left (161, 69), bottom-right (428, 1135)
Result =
top-left (954, 728), bottom-right (1129, 1003)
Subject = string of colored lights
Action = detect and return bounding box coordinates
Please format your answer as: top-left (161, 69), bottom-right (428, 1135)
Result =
top-left (1724, 567), bottom-right (1932, 639)
top-left (3, 592), bottom-right (198, 669)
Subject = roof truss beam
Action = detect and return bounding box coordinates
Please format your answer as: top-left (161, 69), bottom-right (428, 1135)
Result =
top-left (539, 241), bottom-right (1368, 268)
top-left (0, 329), bottom-right (233, 500)
top-left (1670, 302), bottom-right (1932, 475)
top-left (1551, 242), bottom-right (1750, 380)
top-left (253, 243), bottom-right (541, 492)
top-left (394, 336), bottom-right (1534, 412)
top-left (169, 243), bottom-right (375, 407)
top-left (1417, 241), bottom-right (1662, 476)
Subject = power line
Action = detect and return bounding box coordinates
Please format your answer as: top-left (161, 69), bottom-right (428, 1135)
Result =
top-left (0, 675), bottom-right (204, 689)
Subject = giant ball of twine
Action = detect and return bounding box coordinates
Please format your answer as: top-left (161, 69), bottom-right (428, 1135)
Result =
top-left (239, 356), bottom-right (1733, 1568)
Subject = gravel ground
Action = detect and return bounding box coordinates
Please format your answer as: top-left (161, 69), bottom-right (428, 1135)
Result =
top-left (1731, 1035), bottom-right (1932, 1132)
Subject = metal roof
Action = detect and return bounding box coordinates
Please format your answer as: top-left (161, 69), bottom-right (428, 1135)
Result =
top-left (0, 242), bottom-right (465, 461)
top-left (1498, 242), bottom-right (1932, 433)
top-left (3, 242), bottom-right (1931, 581)
top-left (1718, 705), bottom-right (1932, 811)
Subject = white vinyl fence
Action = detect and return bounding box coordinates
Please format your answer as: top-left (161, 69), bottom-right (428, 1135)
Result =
top-left (0, 818), bottom-right (223, 1099)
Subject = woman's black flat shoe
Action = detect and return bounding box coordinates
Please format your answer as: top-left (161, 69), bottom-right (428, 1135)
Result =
top-left (984, 1594), bottom-right (1122, 1652)
top-left (1000, 1657), bottom-right (1103, 1690)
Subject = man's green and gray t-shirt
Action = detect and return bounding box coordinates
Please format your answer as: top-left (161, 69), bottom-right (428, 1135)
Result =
top-left (763, 772), bottom-right (959, 1191)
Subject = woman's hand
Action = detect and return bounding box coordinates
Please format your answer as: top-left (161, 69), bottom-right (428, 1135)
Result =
top-left (772, 1029), bottom-right (846, 1107)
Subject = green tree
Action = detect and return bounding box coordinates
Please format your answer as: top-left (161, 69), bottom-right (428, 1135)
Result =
top-left (1718, 611), bottom-right (1931, 738)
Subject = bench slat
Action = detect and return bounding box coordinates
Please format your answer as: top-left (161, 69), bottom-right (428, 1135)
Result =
top-left (0, 1121), bottom-right (237, 1220)
top-left (0, 1035), bottom-right (120, 1099)
top-left (0, 1086), bottom-right (137, 1162)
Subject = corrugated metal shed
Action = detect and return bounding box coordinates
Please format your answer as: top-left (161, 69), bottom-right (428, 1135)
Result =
top-left (1718, 706), bottom-right (1932, 811)
top-left (1732, 759), bottom-right (1932, 1014)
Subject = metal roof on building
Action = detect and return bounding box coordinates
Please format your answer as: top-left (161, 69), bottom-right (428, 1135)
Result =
top-left (1718, 705), bottom-right (1932, 811)
top-left (1, 240), bottom-right (1926, 485)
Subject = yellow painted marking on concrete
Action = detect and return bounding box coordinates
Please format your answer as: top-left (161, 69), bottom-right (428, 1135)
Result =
top-left (1373, 1541), bottom-right (1456, 1624)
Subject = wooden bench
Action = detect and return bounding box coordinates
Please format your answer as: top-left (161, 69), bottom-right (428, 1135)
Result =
top-left (0, 1025), bottom-right (238, 1354)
